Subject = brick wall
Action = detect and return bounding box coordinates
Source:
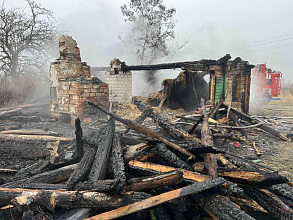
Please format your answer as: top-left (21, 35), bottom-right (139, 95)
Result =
top-left (105, 71), bottom-right (132, 104)
top-left (50, 36), bottom-right (109, 123)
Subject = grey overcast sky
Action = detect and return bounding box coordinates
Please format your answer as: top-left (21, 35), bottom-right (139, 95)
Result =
top-left (5, 0), bottom-right (293, 83)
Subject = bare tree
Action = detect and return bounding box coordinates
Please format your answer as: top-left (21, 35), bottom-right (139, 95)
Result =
top-left (0, 0), bottom-right (58, 105)
top-left (120, 0), bottom-right (186, 83)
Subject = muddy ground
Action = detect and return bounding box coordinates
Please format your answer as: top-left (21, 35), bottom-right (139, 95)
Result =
top-left (249, 104), bottom-right (293, 179)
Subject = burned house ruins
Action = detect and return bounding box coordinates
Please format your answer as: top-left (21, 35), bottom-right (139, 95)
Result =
top-left (49, 36), bottom-right (109, 123)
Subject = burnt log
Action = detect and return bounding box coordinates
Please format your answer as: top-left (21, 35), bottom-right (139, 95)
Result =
top-left (75, 180), bottom-right (118, 192)
top-left (218, 170), bottom-right (288, 187)
top-left (244, 187), bottom-right (293, 219)
top-left (269, 183), bottom-right (293, 207)
top-left (156, 143), bottom-right (193, 170)
top-left (88, 117), bottom-right (115, 183)
top-left (0, 188), bottom-right (150, 210)
top-left (75, 118), bottom-right (84, 158)
top-left (87, 178), bottom-right (226, 220)
top-left (200, 98), bottom-right (218, 177)
top-left (126, 171), bottom-right (183, 192)
top-left (124, 108), bottom-right (153, 134)
top-left (66, 144), bottom-right (97, 190)
top-left (1, 164), bottom-right (77, 188)
top-left (195, 194), bottom-right (255, 220)
top-left (88, 102), bottom-right (196, 159)
top-left (112, 135), bottom-right (126, 192)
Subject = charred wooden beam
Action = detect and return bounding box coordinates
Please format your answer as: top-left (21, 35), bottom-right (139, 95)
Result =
top-left (88, 117), bottom-right (115, 183)
top-left (208, 100), bottom-right (224, 119)
top-left (126, 171), bottom-right (183, 192)
top-left (75, 118), bottom-right (84, 158)
top-left (244, 187), bottom-right (293, 219)
top-left (129, 160), bottom-right (211, 182)
top-left (195, 194), bottom-right (255, 220)
top-left (229, 111), bottom-right (248, 137)
top-left (88, 102), bottom-right (196, 159)
top-left (156, 143), bottom-right (193, 171)
top-left (217, 54), bottom-right (232, 64)
top-left (112, 135), bottom-right (126, 192)
top-left (188, 115), bottom-right (203, 134)
top-left (218, 170), bottom-right (288, 186)
top-left (200, 99), bottom-right (218, 178)
top-left (121, 59), bottom-right (219, 72)
top-left (222, 103), bottom-right (290, 141)
top-left (120, 135), bottom-right (146, 146)
top-left (269, 183), bottom-right (293, 207)
top-left (15, 183), bottom-right (67, 190)
top-left (124, 108), bottom-right (153, 134)
top-left (1, 164), bottom-right (77, 188)
top-left (215, 154), bottom-right (238, 169)
top-left (75, 180), bottom-right (118, 192)
top-left (0, 133), bottom-right (73, 142)
top-left (124, 143), bottom-right (153, 162)
top-left (0, 188), bottom-right (149, 210)
top-left (134, 100), bottom-right (201, 143)
top-left (232, 57), bottom-right (242, 67)
top-left (66, 144), bottom-right (97, 190)
top-left (86, 178), bottom-right (226, 220)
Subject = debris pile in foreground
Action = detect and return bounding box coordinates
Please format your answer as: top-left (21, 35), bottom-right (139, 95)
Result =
top-left (0, 100), bottom-right (292, 220)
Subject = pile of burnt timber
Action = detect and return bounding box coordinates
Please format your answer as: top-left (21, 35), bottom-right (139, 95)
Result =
top-left (0, 101), bottom-right (292, 220)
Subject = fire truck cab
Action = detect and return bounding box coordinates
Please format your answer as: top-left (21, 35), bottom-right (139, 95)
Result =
top-left (251, 64), bottom-right (282, 102)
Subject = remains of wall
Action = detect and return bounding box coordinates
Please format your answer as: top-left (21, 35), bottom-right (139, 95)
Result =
top-left (50, 36), bottom-right (109, 123)
top-left (105, 59), bottom-right (132, 104)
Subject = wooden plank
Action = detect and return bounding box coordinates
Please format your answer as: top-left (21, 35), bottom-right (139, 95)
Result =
top-left (126, 171), bottom-right (183, 192)
top-left (0, 133), bottom-right (73, 142)
top-left (129, 160), bottom-right (210, 182)
top-left (86, 178), bottom-right (226, 220)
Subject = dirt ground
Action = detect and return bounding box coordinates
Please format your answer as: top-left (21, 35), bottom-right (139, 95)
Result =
top-left (249, 99), bottom-right (293, 180)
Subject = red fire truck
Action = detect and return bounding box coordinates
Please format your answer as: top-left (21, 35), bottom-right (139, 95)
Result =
top-left (251, 64), bottom-right (282, 103)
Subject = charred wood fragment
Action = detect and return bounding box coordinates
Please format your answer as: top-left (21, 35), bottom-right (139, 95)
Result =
top-left (156, 143), bottom-right (193, 170)
top-left (112, 135), bottom-right (126, 192)
top-left (194, 194), bottom-right (255, 220)
top-left (244, 187), bottom-right (293, 219)
top-left (124, 108), bottom-right (153, 134)
top-left (88, 102), bottom-right (196, 159)
top-left (1, 164), bottom-right (77, 188)
top-left (88, 117), bottom-right (115, 183)
top-left (75, 180), bottom-right (118, 192)
top-left (129, 160), bottom-right (211, 182)
top-left (66, 144), bottom-right (97, 190)
top-left (218, 170), bottom-right (288, 186)
top-left (269, 183), bottom-right (293, 207)
top-left (200, 99), bottom-right (218, 177)
top-left (229, 111), bottom-right (248, 137)
top-left (75, 118), bottom-right (83, 158)
top-left (125, 171), bottom-right (183, 192)
top-left (134, 100), bottom-right (201, 143)
top-left (123, 143), bottom-right (153, 163)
